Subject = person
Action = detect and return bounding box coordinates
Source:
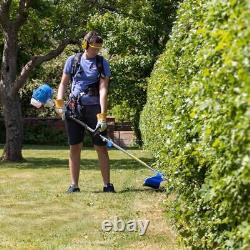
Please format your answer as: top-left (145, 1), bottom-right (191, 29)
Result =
top-left (55, 31), bottom-right (115, 193)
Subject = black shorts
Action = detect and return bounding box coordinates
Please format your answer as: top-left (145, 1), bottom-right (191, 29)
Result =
top-left (65, 105), bottom-right (107, 146)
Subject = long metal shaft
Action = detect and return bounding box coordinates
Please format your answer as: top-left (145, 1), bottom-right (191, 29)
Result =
top-left (70, 116), bottom-right (156, 173)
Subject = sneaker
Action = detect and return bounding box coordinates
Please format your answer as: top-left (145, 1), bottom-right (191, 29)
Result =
top-left (103, 183), bottom-right (116, 193)
top-left (66, 185), bottom-right (80, 193)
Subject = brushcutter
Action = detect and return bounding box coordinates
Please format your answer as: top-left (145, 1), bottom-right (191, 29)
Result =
top-left (69, 115), bottom-right (165, 189)
top-left (31, 84), bottom-right (166, 189)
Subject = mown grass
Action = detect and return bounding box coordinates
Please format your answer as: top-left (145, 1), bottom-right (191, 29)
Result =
top-left (0, 145), bottom-right (185, 250)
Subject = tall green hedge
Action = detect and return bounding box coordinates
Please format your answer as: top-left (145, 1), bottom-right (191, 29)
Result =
top-left (141, 0), bottom-right (250, 249)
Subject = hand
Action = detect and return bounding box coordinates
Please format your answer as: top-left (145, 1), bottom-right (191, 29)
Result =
top-left (44, 98), bottom-right (54, 108)
top-left (54, 99), bottom-right (66, 120)
top-left (96, 113), bottom-right (107, 132)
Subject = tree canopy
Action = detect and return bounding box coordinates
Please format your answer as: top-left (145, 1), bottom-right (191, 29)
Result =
top-left (18, 0), bottom-right (179, 144)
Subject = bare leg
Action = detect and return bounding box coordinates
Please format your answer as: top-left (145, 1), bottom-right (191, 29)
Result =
top-left (69, 143), bottom-right (82, 186)
top-left (94, 145), bottom-right (110, 185)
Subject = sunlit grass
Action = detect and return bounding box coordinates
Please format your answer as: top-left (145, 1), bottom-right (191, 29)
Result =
top-left (0, 145), bottom-right (185, 250)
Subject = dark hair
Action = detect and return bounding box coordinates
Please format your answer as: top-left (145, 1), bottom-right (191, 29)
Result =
top-left (84, 31), bottom-right (103, 44)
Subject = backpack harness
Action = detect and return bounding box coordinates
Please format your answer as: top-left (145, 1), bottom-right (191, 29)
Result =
top-left (67, 53), bottom-right (105, 115)
top-left (70, 52), bottom-right (105, 97)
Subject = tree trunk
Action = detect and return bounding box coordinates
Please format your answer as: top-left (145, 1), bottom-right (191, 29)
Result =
top-left (0, 1), bottom-right (81, 161)
top-left (1, 94), bottom-right (23, 161)
top-left (0, 23), bottom-right (22, 161)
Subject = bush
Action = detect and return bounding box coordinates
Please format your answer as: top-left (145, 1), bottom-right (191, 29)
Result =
top-left (141, 0), bottom-right (250, 249)
top-left (0, 119), bottom-right (93, 146)
top-left (22, 124), bottom-right (68, 145)
top-left (110, 101), bottom-right (136, 122)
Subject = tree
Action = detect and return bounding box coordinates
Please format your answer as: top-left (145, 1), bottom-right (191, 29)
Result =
top-left (87, 0), bottom-right (180, 144)
top-left (0, 0), bottom-right (180, 158)
top-left (0, 0), bottom-right (97, 161)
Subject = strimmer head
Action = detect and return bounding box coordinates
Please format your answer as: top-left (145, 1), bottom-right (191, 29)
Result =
top-left (143, 172), bottom-right (164, 189)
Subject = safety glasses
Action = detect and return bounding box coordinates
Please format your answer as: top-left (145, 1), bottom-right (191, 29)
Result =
top-left (89, 43), bottom-right (102, 49)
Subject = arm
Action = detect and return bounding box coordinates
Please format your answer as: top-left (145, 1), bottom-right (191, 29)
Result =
top-left (55, 73), bottom-right (70, 117)
top-left (96, 76), bottom-right (109, 132)
top-left (57, 73), bottom-right (70, 100)
top-left (99, 77), bottom-right (109, 114)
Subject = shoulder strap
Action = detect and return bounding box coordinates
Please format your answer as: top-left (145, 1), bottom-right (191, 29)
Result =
top-left (96, 55), bottom-right (105, 78)
top-left (71, 52), bottom-right (83, 80)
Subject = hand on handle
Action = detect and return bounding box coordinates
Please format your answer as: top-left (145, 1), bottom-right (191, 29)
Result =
top-left (55, 99), bottom-right (66, 120)
top-left (95, 113), bottom-right (107, 132)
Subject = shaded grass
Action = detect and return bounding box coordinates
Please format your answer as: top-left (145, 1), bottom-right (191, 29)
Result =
top-left (0, 145), bottom-right (185, 250)
top-left (0, 158), bottom-right (151, 170)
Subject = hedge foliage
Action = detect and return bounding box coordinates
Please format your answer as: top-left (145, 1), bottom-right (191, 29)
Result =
top-left (140, 0), bottom-right (250, 249)
top-left (0, 120), bottom-right (94, 146)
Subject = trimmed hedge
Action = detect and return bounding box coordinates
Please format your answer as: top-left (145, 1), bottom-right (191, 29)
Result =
top-left (141, 0), bottom-right (250, 249)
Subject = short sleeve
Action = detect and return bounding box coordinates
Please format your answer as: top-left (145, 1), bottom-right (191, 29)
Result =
top-left (63, 55), bottom-right (74, 75)
top-left (102, 58), bottom-right (111, 78)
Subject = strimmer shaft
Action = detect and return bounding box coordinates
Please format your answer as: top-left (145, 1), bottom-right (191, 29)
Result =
top-left (70, 116), bottom-right (156, 173)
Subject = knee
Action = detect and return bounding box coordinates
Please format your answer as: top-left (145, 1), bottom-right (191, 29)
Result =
top-left (95, 145), bottom-right (107, 154)
top-left (70, 143), bottom-right (82, 154)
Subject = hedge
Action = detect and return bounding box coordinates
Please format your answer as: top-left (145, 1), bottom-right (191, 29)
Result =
top-left (0, 119), bottom-right (92, 146)
top-left (140, 0), bottom-right (250, 249)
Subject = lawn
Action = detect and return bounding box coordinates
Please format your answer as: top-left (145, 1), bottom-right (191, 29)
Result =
top-left (0, 145), bottom-right (185, 250)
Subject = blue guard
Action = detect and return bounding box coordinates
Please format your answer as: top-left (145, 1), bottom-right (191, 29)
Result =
top-left (144, 172), bottom-right (164, 189)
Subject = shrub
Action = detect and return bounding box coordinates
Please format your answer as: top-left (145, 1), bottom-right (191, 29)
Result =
top-left (0, 119), bottom-right (93, 147)
top-left (141, 0), bottom-right (250, 249)
top-left (22, 124), bottom-right (68, 145)
top-left (110, 101), bottom-right (136, 122)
